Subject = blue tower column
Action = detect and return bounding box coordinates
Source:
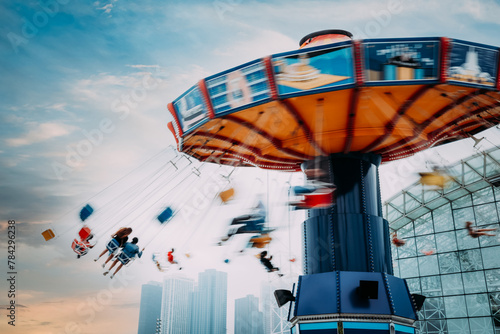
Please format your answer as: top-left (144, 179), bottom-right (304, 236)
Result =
top-left (302, 153), bottom-right (393, 274)
top-left (289, 153), bottom-right (419, 334)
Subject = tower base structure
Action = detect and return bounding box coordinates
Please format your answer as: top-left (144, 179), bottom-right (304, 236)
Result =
top-left (289, 271), bottom-right (417, 333)
top-left (288, 154), bottom-right (420, 333)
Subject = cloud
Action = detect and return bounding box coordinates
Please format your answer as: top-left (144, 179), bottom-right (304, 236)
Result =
top-left (1, 153), bottom-right (30, 168)
top-left (46, 103), bottom-right (68, 112)
top-left (98, 3), bottom-right (113, 14)
top-left (5, 122), bottom-right (76, 147)
top-left (211, 29), bottom-right (296, 63)
top-left (127, 64), bottom-right (160, 69)
top-left (454, 0), bottom-right (500, 24)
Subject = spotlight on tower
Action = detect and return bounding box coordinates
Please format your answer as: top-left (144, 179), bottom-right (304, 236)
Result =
top-left (274, 289), bottom-right (295, 308)
top-left (356, 280), bottom-right (379, 299)
top-left (411, 293), bottom-right (426, 312)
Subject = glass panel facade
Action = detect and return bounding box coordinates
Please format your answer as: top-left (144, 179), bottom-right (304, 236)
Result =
top-left (458, 249), bottom-right (483, 272)
top-left (462, 271), bottom-right (487, 294)
top-left (436, 232), bottom-right (458, 253)
top-left (469, 317), bottom-right (493, 334)
top-left (474, 203), bottom-right (498, 226)
top-left (486, 269), bottom-right (500, 292)
top-left (446, 318), bottom-right (470, 334)
top-left (482, 247), bottom-right (500, 269)
top-left (466, 294), bottom-right (490, 316)
top-left (385, 148), bottom-right (500, 333)
top-left (433, 204), bottom-right (454, 232)
top-left (438, 253), bottom-right (461, 274)
top-left (399, 221), bottom-right (415, 238)
top-left (444, 295), bottom-right (467, 318)
top-left (418, 255), bottom-right (440, 276)
top-left (416, 234), bottom-right (437, 254)
top-left (452, 194), bottom-right (471, 210)
top-left (479, 224), bottom-right (500, 248)
top-left (453, 207), bottom-right (475, 229)
top-left (415, 213), bottom-right (434, 236)
top-left (456, 229), bottom-right (479, 251)
top-left (441, 274), bottom-right (464, 295)
top-left (421, 276), bottom-right (442, 297)
top-left (472, 187), bottom-right (494, 205)
top-left (399, 238), bottom-right (418, 259)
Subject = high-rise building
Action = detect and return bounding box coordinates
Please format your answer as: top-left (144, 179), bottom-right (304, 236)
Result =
top-left (234, 294), bottom-right (264, 334)
top-left (385, 147), bottom-right (500, 333)
top-left (137, 281), bottom-right (162, 334)
top-left (260, 281), bottom-right (292, 334)
top-left (160, 274), bottom-right (194, 334)
top-left (191, 269), bottom-right (228, 334)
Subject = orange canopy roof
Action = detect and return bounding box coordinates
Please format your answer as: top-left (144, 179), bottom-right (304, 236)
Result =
top-left (168, 36), bottom-right (500, 170)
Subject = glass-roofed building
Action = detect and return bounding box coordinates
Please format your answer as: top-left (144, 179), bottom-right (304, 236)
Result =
top-left (384, 146), bottom-right (500, 334)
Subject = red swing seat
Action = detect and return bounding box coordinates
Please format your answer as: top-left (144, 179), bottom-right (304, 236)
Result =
top-left (291, 189), bottom-right (335, 209)
top-left (78, 227), bottom-right (92, 241)
top-left (72, 239), bottom-right (90, 256)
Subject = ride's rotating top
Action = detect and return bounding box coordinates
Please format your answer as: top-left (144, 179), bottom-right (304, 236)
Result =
top-left (168, 29), bottom-right (500, 170)
top-left (167, 30), bottom-right (500, 333)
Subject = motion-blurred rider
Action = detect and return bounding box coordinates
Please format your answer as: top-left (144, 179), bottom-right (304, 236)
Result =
top-left (103, 237), bottom-right (144, 279)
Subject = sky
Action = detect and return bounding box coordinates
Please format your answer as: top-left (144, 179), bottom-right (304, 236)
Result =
top-left (1, 0), bottom-right (500, 333)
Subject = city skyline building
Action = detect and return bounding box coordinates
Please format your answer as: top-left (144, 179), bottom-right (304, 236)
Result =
top-left (234, 294), bottom-right (264, 334)
top-left (160, 275), bottom-right (195, 334)
top-left (191, 269), bottom-right (228, 334)
top-left (386, 147), bottom-right (500, 334)
top-left (137, 281), bottom-right (162, 334)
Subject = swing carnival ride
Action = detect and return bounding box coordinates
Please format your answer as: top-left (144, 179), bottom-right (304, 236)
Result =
top-left (167, 29), bottom-right (500, 333)
top-left (43, 147), bottom-right (240, 278)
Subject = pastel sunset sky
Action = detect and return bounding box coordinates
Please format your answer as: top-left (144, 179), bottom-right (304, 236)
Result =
top-left (1, 0), bottom-right (500, 333)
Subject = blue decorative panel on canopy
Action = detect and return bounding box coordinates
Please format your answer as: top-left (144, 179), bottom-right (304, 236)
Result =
top-left (363, 37), bottom-right (440, 84)
top-left (173, 85), bottom-right (208, 133)
top-left (447, 39), bottom-right (499, 89)
top-left (205, 60), bottom-right (271, 115)
top-left (272, 42), bottom-right (355, 97)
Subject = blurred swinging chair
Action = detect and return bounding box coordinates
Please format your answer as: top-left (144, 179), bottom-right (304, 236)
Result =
top-left (41, 229), bottom-right (56, 241)
top-left (218, 187), bottom-right (235, 204)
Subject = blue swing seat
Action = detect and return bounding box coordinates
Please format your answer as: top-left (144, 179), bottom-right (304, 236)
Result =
top-left (157, 207), bottom-right (174, 223)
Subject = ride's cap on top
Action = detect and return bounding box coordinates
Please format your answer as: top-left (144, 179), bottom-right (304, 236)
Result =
top-left (299, 29), bottom-right (353, 49)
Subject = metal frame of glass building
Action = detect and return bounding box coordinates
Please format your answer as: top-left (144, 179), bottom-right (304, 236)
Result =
top-left (384, 147), bottom-right (500, 334)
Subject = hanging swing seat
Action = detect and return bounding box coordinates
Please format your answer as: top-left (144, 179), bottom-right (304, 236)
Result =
top-left (292, 185), bottom-right (320, 195)
top-left (72, 239), bottom-right (90, 256)
top-left (41, 229), bottom-right (55, 241)
top-left (290, 189), bottom-right (335, 209)
top-left (106, 238), bottom-right (120, 253)
top-left (418, 171), bottom-right (453, 188)
top-left (219, 188), bottom-right (235, 203)
top-left (80, 204), bottom-right (94, 222)
top-left (157, 207), bottom-right (174, 224)
top-left (78, 226), bottom-right (92, 241)
top-left (116, 251), bottom-right (136, 267)
top-left (249, 233), bottom-right (272, 248)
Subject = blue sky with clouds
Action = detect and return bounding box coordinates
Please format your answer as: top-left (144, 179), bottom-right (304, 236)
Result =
top-left (1, 0), bottom-right (500, 333)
